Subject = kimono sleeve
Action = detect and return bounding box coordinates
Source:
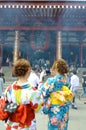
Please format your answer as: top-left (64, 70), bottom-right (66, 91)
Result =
top-left (39, 78), bottom-right (54, 114)
top-left (30, 89), bottom-right (43, 112)
top-left (40, 78), bottom-right (54, 98)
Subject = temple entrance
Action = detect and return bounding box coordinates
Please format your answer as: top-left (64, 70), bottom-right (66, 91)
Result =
top-left (1, 30), bottom-right (86, 68)
top-left (1, 30), bottom-right (56, 67)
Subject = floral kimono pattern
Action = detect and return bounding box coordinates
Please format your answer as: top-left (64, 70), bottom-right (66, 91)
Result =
top-left (40, 74), bottom-right (73, 130)
top-left (3, 81), bottom-right (43, 130)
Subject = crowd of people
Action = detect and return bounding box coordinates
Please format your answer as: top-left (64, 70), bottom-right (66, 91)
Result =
top-left (0, 57), bottom-right (85, 130)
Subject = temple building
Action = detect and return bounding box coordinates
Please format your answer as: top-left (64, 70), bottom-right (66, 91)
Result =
top-left (0, 0), bottom-right (86, 68)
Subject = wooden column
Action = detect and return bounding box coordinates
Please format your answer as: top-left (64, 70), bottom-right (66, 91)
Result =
top-left (13, 31), bottom-right (20, 64)
top-left (56, 31), bottom-right (62, 60)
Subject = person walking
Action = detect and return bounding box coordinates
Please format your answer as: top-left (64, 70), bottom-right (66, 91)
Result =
top-left (28, 67), bottom-right (40, 89)
top-left (70, 70), bottom-right (79, 109)
top-left (0, 58), bottom-right (43, 130)
top-left (80, 71), bottom-right (86, 102)
top-left (39, 59), bottom-right (74, 130)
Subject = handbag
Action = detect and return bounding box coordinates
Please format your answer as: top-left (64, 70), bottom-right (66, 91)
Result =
top-left (4, 102), bottom-right (18, 113)
top-left (0, 98), bottom-right (18, 121)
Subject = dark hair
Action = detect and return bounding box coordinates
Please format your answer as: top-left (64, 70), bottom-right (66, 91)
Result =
top-left (73, 70), bottom-right (77, 74)
top-left (13, 58), bottom-right (31, 77)
top-left (52, 59), bottom-right (69, 75)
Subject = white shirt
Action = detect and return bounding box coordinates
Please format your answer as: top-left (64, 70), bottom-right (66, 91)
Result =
top-left (70, 74), bottom-right (79, 91)
top-left (28, 71), bottom-right (39, 88)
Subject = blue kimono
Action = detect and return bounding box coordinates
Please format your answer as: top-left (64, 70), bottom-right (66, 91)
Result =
top-left (40, 74), bottom-right (73, 130)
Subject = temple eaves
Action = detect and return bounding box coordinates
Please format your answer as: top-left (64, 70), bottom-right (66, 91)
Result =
top-left (0, 0), bottom-right (86, 9)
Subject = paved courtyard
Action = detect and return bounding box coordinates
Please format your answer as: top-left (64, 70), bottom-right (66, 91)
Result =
top-left (0, 98), bottom-right (86, 130)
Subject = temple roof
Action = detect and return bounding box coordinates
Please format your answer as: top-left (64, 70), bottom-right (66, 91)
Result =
top-left (0, 1), bottom-right (86, 46)
top-left (0, 0), bottom-right (86, 30)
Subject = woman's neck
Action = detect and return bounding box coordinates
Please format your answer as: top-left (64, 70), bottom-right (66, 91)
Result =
top-left (17, 76), bottom-right (28, 85)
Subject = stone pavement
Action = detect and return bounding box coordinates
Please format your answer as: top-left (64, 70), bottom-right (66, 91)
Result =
top-left (0, 98), bottom-right (86, 130)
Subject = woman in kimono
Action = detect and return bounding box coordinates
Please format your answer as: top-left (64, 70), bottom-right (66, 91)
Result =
top-left (39, 59), bottom-right (73, 130)
top-left (0, 58), bottom-right (43, 130)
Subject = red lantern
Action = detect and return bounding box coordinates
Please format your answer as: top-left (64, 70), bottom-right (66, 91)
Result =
top-left (30, 31), bottom-right (49, 50)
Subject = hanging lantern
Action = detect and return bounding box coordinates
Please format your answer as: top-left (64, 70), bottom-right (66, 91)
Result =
top-left (30, 31), bottom-right (49, 50)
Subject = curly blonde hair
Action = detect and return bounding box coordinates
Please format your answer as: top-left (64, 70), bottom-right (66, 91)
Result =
top-left (51, 59), bottom-right (69, 75)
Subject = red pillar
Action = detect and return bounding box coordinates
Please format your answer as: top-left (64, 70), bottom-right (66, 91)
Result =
top-left (56, 31), bottom-right (62, 60)
top-left (13, 31), bottom-right (20, 64)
